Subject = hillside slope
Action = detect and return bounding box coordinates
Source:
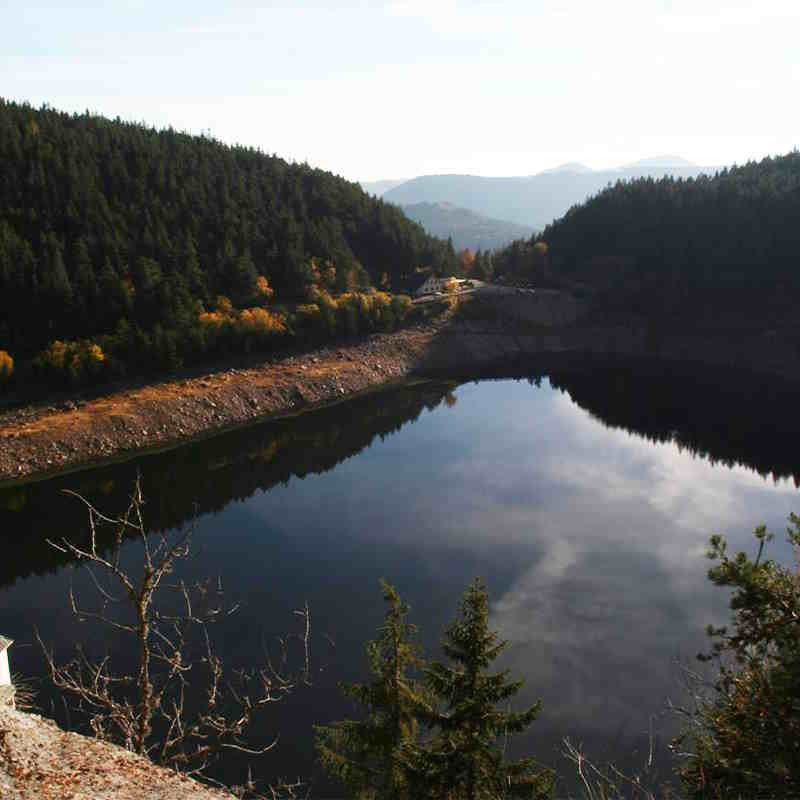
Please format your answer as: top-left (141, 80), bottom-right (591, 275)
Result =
top-left (401, 201), bottom-right (536, 251)
top-left (497, 152), bottom-right (800, 323)
top-left (0, 100), bottom-right (456, 379)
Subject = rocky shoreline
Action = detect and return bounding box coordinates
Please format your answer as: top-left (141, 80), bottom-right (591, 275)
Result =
top-left (0, 321), bottom-right (451, 486)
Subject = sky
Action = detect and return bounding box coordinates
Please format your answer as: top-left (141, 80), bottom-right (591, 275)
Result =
top-left (3, 1), bottom-right (799, 182)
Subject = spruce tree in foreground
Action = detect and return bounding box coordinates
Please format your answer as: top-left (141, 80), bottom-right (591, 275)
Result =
top-left (676, 515), bottom-right (800, 799)
top-left (315, 580), bottom-right (426, 800)
top-left (420, 578), bottom-right (554, 800)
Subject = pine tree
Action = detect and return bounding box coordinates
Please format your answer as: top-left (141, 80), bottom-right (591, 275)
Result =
top-left (421, 579), bottom-right (553, 800)
top-left (677, 517), bottom-right (800, 799)
top-left (315, 580), bottom-right (427, 800)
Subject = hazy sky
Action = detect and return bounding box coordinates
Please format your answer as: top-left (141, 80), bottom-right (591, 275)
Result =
top-left (4, 1), bottom-right (799, 181)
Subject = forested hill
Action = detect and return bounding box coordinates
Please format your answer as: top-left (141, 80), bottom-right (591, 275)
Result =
top-left (0, 100), bottom-right (456, 384)
top-left (497, 152), bottom-right (800, 322)
top-left (401, 201), bottom-right (536, 251)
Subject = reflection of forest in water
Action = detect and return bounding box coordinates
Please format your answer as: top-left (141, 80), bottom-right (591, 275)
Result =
top-left (2, 359), bottom-right (799, 590)
top-left (0, 381), bottom-right (459, 587)
top-left (546, 360), bottom-right (800, 485)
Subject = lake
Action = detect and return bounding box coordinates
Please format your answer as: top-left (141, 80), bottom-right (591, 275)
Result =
top-left (1, 361), bottom-right (798, 795)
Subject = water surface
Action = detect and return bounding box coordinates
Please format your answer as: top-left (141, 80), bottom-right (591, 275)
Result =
top-left (1, 364), bottom-right (798, 794)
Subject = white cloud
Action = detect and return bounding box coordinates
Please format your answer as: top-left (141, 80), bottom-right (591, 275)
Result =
top-left (4, 0), bottom-right (800, 177)
top-left (658, 3), bottom-right (800, 34)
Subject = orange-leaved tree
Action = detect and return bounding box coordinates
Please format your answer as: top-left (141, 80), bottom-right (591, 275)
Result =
top-left (255, 275), bottom-right (274, 301)
top-left (0, 349), bottom-right (13, 386)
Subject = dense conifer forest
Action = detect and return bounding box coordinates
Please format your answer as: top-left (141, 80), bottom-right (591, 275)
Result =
top-left (0, 100), bottom-right (457, 388)
top-left (495, 152), bottom-right (800, 323)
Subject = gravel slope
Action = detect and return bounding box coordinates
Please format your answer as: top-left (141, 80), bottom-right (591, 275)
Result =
top-left (0, 706), bottom-right (232, 800)
top-left (0, 323), bottom-right (444, 485)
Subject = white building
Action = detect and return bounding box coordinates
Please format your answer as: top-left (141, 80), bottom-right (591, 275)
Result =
top-left (0, 636), bottom-right (14, 708)
top-left (414, 276), bottom-right (461, 297)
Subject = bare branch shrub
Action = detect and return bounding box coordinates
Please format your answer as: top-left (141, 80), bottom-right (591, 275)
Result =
top-left (38, 476), bottom-right (312, 796)
top-left (8, 673), bottom-right (37, 712)
top-left (561, 725), bottom-right (680, 800)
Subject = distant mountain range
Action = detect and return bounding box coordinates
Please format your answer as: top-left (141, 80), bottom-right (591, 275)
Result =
top-left (363, 157), bottom-right (721, 230)
top-left (361, 178), bottom-right (408, 196)
top-left (401, 201), bottom-right (536, 252)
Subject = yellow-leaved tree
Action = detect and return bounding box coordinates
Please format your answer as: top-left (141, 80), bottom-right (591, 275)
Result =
top-left (35, 340), bottom-right (106, 385)
top-left (238, 307), bottom-right (286, 335)
top-left (0, 350), bottom-right (13, 386)
top-left (255, 276), bottom-right (274, 301)
top-left (215, 295), bottom-right (233, 315)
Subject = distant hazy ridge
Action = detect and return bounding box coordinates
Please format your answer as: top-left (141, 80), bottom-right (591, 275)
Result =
top-left (373, 160), bottom-right (718, 229)
top-left (400, 201), bottom-right (536, 252)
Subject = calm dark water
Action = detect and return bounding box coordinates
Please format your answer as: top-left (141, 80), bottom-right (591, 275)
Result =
top-left (1, 363), bottom-right (799, 795)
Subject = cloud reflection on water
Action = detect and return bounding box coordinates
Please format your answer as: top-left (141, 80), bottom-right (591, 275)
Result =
top-left (241, 378), bottom-right (798, 755)
top-left (465, 381), bottom-right (799, 741)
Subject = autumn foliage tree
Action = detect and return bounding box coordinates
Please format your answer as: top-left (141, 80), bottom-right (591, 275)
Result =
top-left (460, 249), bottom-right (476, 275)
top-left (255, 275), bottom-right (274, 301)
top-left (34, 339), bottom-right (106, 385)
top-left (0, 349), bottom-right (13, 386)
